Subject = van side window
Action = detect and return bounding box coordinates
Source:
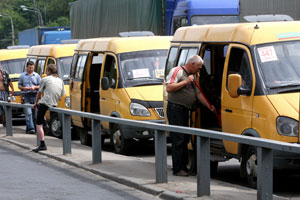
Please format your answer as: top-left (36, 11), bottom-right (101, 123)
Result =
top-left (75, 55), bottom-right (87, 79)
top-left (103, 55), bottom-right (117, 88)
top-left (36, 59), bottom-right (46, 75)
top-left (165, 47), bottom-right (178, 78)
top-left (177, 48), bottom-right (198, 67)
top-left (227, 48), bottom-right (252, 90)
top-left (48, 58), bottom-right (55, 65)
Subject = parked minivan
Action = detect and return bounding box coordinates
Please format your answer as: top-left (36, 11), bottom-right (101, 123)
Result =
top-left (164, 21), bottom-right (300, 187)
top-left (26, 43), bottom-right (76, 137)
top-left (0, 46), bottom-right (29, 119)
top-left (70, 36), bottom-right (171, 154)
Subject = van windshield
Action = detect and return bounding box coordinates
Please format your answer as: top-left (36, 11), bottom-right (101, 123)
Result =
top-left (0, 58), bottom-right (25, 76)
top-left (255, 41), bottom-right (300, 91)
top-left (57, 56), bottom-right (72, 84)
top-left (119, 50), bottom-right (168, 87)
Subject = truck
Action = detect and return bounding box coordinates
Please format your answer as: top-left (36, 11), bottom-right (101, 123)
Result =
top-left (168, 0), bottom-right (239, 35)
top-left (167, 0), bottom-right (300, 35)
top-left (70, 0), bottom-right (300, 38)
top-left (18, 27), bottom-right (71, 47)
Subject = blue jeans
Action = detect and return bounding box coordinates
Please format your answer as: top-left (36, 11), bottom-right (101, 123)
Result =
top-left (24, 94), bottom-right (36, 132)
top-left (167, 101), bottom-right (190, 174)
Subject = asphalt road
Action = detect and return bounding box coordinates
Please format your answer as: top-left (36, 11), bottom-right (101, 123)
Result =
top-left (0, 140), bottom-right (160, 200)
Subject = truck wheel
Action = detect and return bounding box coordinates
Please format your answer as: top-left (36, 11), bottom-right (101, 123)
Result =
top-left (241, 146), bottom-right (257, 188)
top-left (79, 127), bottom-right (91, 146)
top-left (50, 114), bottom-right (62, 138)
top-left (112, 124), bottom-right (131, 155)
top-left (210, 161), bottom-right (218, 177)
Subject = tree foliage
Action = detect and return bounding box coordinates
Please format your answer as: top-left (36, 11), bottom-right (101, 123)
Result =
top-left (0, 0), bottom-right (76, 48)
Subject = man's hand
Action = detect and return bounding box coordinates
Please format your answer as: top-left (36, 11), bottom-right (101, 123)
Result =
top-left (33, 103), bottom-right (38, 110)
top-left (185, 75), bottom-right (194, 85)
top-left (209, 105), bottom-right (216, 113)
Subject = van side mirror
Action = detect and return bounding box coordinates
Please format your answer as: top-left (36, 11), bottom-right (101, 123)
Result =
top-left (101, 77), bottom-right (109, 90)
top-left (228, 74), bottom-right (242, 98)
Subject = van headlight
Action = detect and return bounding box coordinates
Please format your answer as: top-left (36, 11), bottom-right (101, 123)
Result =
top-left (276, 117), bottom-right (298, 137)
top-left (65, 96), bottom-right (70, 108)
top-left (130, 103), bottom-right (150, 116)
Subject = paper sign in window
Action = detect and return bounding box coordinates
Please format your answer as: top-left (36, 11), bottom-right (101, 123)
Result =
top-left (258, 46), bottom-right (278, 62)
top-left (155, 69), bottom-right (164, 78)
top-left (132, 69), bottom-right (150, 78)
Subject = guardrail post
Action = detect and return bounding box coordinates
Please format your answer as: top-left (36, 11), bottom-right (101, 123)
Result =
top-left (154, 130), bottom-right (167, 183)
top-left (62, 113), bottom-right (71, 155)
top-left (4, 105), bottom-right (12, 136)
top-left (92, 119), bottom-right (102, 164)
top-left (197, 135), bottom-right (210, 197)
top-left (257, 147), bottom-right (273, 200)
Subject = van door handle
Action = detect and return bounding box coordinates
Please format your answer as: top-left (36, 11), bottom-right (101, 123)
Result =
top-left (225, 109), bottom-right (232, 113)
top-left (101, 98), bottom-right (105, 100)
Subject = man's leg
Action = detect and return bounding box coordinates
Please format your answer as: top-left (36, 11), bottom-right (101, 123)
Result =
top-left (24, 95), bottom-right (35, 133)
top-left (32, 104), bottom-right (48, 152)
top-left (167, 103), bottom-right (189, 175)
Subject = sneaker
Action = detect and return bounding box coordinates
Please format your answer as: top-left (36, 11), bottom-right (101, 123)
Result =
top-left (26, 130), bottom-right (35, 134)
top-left (32, 145), bottom-right (47, 153)
top-left (174, 170), bottom-right (189, 177)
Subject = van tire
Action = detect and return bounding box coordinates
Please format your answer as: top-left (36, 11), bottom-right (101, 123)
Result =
top-left (50, 114), bottom-right (62, 138)
top-left (79, 128), bottom-right (91, 146)
top-left (241, 146), bottom-right (257, 188)
top-left (112, 124), bottom-right (131, 155)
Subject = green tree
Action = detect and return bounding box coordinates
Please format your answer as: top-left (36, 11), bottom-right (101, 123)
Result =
top-left (0, 0), bottom-right (76, 48)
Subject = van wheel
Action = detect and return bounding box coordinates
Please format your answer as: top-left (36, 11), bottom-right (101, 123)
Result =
top-left (241, 146), bottom-right (257, 188)
top-left (112, 124), bottom-right (130, 155)
top-left (50, 114), bottom-right (62, 138)
top-left (79, 128), bottom-right (91, 146)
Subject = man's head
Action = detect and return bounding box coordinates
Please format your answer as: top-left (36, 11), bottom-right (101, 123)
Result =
top-left (46, 64), bottom-right (59, 77)
top-left (185, 55), bottom-right (203, 74)
top-left (26, 61), bottom-right (35, 74)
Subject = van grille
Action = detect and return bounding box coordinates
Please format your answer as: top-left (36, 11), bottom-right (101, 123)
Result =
top-left (155, 107), bottom-right (164, 118)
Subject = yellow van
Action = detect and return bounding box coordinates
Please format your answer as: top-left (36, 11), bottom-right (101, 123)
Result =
top-left (70, 36), bottom-right (171, 154)
top-left (26, 44), bottom-right (76, 137)
top-left (0, 47), bottom-right (29, 119)
top-left (164, 21), bottom-right (300, 187)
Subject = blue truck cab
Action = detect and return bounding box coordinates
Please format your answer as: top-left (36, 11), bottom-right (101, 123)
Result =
top-left (169, 0), bottom-right (240, 35)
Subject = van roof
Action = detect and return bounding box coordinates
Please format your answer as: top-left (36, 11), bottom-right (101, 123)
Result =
top-left (75, 36), bottom-right (172, 53)
top-left (172, 21), bottom-right (300, 45)
top-left (27, 44), bottom-right (77, 58)
top-left (0, 49), bottom-right (29, 61)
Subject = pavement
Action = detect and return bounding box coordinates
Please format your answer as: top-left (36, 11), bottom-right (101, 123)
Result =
top-left (0, 126), bottom-right (263, 200)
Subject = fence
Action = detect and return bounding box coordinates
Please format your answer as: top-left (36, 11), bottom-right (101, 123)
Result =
top-left (2, 101), bottom-right (300, 200)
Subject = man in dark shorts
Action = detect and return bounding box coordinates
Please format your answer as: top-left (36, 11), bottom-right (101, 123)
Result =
top-left (32, 64), bottom-right (65, 152)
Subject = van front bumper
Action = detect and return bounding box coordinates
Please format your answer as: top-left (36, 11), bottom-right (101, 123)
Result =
top-left (120, 119), bottom-right (165, 140)
top-left (273, 149), bottom-right (300, 169)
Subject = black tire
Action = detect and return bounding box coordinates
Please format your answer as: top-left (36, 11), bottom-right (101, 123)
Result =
top-left (241, 146), bottom-right (257, 189)
top-left (210, 161), bottom-right (218, 177)
top-left (49, 114), bottom-right (62, 138)
top-left (79, 127), bottom-right (91, 146)
top-left (111, 124), bottom-right (131, 155)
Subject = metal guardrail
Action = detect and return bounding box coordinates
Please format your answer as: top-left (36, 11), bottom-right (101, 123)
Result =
top-left (2, 101), bottom-right (300, 200)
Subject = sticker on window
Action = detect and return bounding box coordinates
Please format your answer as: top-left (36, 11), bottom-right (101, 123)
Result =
top-left (132, 69), bottom-right (150, 78)
top-left (154, 69), bottom-right (164, 78)
top-left (257, 46), bottom-right (278, 62)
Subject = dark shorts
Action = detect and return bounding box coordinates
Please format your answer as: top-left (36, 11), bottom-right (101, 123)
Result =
top-left (36, 104), bottom-right (49, 125)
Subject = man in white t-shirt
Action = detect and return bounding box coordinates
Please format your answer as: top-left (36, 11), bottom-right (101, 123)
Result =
top-left (32, 64), bottom-right (65, 152)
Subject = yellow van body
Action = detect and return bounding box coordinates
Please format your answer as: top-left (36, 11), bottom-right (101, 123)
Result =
top-left (26, 44), bottom-right (76, 137)
top-left (0, 48), bottom-right (28, 118)
top-left (164, 21), bottom-right (300, 187)
top-left (70, 36), bottom-right (171, 154)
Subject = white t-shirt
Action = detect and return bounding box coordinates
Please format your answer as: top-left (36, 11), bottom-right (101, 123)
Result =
top-left (39, 75), bottom-right (65, 107)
